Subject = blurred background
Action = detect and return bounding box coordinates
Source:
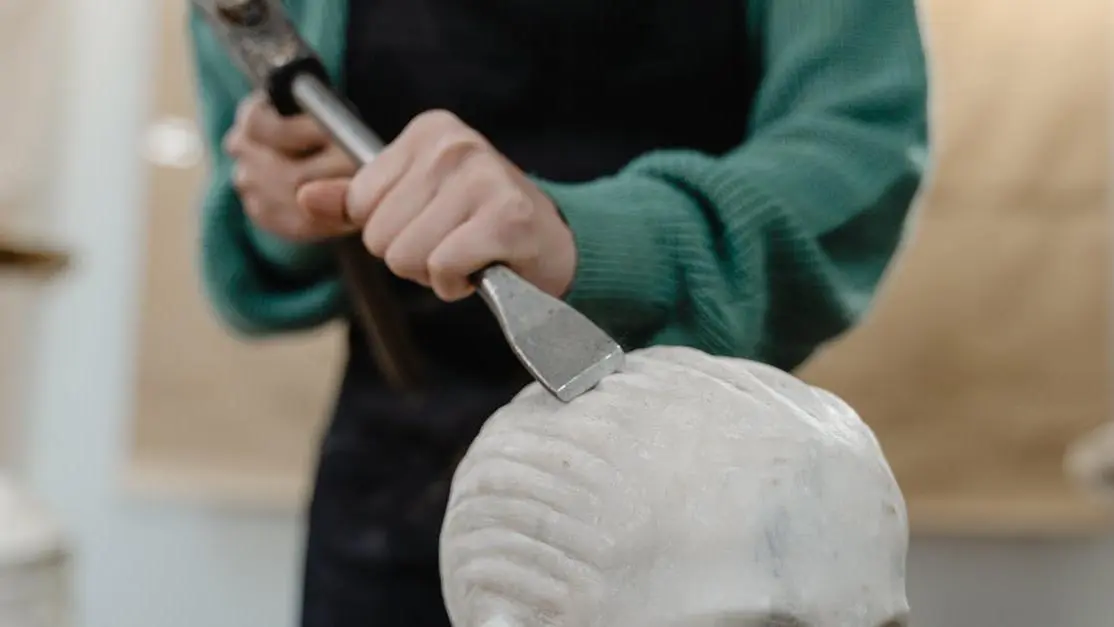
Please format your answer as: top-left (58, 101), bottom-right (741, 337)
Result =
top-left (2, 0), bottom-right (1113, 626)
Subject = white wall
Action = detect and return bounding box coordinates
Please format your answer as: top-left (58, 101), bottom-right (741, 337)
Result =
top-left (18, 1), bottom-right (1114, 627)
top-left (21, 2), bottom-right (300, 627)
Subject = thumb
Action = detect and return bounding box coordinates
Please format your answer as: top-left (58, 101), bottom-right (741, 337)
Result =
top-left (297, 178), bottom-right (352, 224)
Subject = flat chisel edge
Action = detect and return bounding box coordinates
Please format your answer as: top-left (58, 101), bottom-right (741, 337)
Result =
top-left (479, 266), bottom-right (626, 403)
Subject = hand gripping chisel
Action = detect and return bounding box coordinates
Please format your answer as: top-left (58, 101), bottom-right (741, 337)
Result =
top-left (191, 0), bottom-right (625, 401)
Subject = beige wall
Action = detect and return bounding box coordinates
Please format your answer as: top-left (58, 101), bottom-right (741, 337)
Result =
top-left (799, 0), bottom-right (1112, 534)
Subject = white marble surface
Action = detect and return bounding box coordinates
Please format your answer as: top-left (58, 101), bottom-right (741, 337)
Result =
top-left (442, 346), bottom-right (909, 627)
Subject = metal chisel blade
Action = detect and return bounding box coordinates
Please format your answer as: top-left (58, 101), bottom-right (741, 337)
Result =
top-left (479, 266), bottom-right (625, 402)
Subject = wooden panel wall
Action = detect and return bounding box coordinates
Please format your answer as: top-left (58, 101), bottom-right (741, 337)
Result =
top-left (798, 0), bottom-right (1112, 535)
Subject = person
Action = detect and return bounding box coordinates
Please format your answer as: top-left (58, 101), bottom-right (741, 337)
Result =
top-left (187, 0), bottom-right (928, 625)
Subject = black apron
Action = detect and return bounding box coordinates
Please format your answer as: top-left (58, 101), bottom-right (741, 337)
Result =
top-left (302, 1), bottom-right (758, 625)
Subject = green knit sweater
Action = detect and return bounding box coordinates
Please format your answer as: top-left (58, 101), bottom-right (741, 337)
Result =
top-left (188, 0), bottom-right (928, 368)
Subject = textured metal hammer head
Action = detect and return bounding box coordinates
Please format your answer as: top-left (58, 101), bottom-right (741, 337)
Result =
top-left (192, 0), bottom-right (332, 114)
top-left (192, 0), bottom-right (298, 79)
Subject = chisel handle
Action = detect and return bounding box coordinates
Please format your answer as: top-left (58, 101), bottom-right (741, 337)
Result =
top-left (284, 73), bottom-right (428, 390)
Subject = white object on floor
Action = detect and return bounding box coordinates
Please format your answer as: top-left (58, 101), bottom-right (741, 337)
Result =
top-left (1066, 422), bottom-right (1114, 506)
top-left (441, 345), bottom-right (909, 627)
top-left (0, 475), bottom-right (71, 627)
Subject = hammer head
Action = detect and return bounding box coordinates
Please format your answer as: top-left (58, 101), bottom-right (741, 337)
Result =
top-left (191, 0), bottom-right (328, 114)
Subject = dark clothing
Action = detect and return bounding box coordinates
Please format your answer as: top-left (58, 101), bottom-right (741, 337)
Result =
top-left (303, 1), bottom-right (757, 625)
top-left (301, 337), bottom-right (526, 626)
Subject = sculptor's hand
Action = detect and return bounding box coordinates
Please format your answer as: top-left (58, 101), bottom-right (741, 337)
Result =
top-left (224, 92), bottom-right (358, 242)
top-left (298, 109), bottom-right (577, 302)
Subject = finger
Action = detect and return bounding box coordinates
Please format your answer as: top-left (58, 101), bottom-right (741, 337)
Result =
top-left (233, 91), bottom-right (267, 130)
top-left (361, 164), bottom-right (444, 258)
top-left (424, 215), bottom-right (509, 302)
top-left (233, 145), bottom-right (301, 221)
top-left (238, 94), bottom-right (330, 156)
top-left (229, 140), bottom-right (278, 193)
top-left (289, 145), bottom-right (358, 224)
top-left (233, 93), bottom-right (270, 150)
top-left (426, 190), bottom-right (537, 301)
top-left (231, 160), bottom-right (253, 193)
top-left (294, 145), bottom-right (358, 185)
top-left (248, 191), bottom-right (351, 242)
top-left (236, 149), bottom-right (289, 223)
top-left (403, 109), bottom-right (479, 148)
top-left (380, 177), bottom-right (476, 286)
top-left (401, 109), bottom-right (488, 166)
top-left (425, 220), bottom-right (490, 301)
top-left (360, 115), bottom-right (486, 257)
top-left (297, 178), bottom-right (352, 225)
top-left (265, 116), bottom-right (331, 156)
top-left (344, 141), bottom-right (414, 226)
top-left (223, 126), bottom-right (247, 158)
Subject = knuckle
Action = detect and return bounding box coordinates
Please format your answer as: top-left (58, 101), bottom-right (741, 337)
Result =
top-left (490, 191), bottom-right (534, 241)
top-left (295, 192), bottom-right (318, 219)
top-left (460, 157), bottom-right (503, 195)
top-left (298, 189), bottom-right (327, 220)
top-left (234, 99), bottom-right (252, 126)
top-left (429, 130), bottom-right (485, 170)
top-left (345, 171), bottom-right (376, 221)
top-left (413, 108), bottom-right (462, 132)
top-left (241, 196), bottom-right (263, 219)
top-left (383, 246), bottom-right (425, 281)
top-left (430, 274), bottom-right (468, 302)
top-left (240, 96), bottom-right (276, 139)
top-left (232, 163), bottom-right (251, 190)
top-left (236, 96), bottom-right (261, 127)
top-left (426, 256), bottom-right (455, 287)
top-left (222, 130), bottom-right (242, 155)
top-left (361, 227), bottom-right (389, 259)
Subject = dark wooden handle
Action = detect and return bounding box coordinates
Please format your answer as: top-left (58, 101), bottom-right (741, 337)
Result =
top-left (334, 238), bottom-right (426, 389)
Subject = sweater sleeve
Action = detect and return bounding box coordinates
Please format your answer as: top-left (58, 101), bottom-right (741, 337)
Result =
top-left (538, 0), bottom-right (928, 367)
top-left (187, 8), bottom-right (345, 335)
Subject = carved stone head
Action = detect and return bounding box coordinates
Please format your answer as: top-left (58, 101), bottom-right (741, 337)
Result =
top-left (441, 346), bottom-right (909, 627)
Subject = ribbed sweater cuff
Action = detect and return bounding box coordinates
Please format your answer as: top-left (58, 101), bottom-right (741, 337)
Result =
top-left (200, 201), bottom-right (345, 335)
top-left (538, 176), bottom-right (688, 318)
top-left (245, 225), bottom-right (337, 281)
